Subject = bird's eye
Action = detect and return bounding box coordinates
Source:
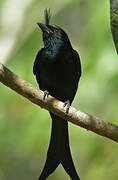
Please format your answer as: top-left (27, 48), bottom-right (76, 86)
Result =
top-left (54, 29), bottom-right (59, 35)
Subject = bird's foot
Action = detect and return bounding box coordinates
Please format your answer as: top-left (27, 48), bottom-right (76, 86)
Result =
top-left (43, 90), bottom-right (49, 100)
top-left (63, 100), bottom-right (70, 113)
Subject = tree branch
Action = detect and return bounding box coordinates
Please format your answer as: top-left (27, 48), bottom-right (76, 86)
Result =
top-left (110, 0), bottom-right (118, 53)
top-left (0, 63), bottom-right (118, 142)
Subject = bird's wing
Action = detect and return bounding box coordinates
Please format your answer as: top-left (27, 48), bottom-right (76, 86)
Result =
top-left (33, 48), bottom-right (44, 75)
top-left (73, 49), bottom-right (82, 78)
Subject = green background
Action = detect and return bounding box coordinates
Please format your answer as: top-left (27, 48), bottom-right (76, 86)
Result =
top-left (0, 0), bottom-right (118, 180)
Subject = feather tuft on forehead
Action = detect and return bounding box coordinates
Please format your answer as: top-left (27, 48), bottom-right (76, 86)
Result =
top-left (44, 8), bottom-right (51, 25)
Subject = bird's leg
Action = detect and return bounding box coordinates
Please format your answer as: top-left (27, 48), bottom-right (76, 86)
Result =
top-left (43, 90), bottom-right (49, 100)
top-left (63, 100), bottom-right (70, 113)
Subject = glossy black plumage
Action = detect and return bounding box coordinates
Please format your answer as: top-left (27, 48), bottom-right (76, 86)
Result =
top-left (33, 9), bottom-right (81, 180)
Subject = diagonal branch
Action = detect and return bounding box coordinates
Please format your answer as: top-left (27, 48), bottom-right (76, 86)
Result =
top-left (0, 63), bottom-right (118, 143)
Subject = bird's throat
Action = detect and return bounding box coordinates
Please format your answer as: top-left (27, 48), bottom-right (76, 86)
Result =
top-left (44, 43), bottom-right (61, 58)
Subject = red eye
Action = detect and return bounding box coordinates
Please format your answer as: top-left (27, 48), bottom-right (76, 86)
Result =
top-left (54, 29), bottom-right (59, 35)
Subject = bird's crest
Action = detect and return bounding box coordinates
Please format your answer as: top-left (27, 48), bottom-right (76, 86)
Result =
top-left (44, 8), bottom-right (51, 25)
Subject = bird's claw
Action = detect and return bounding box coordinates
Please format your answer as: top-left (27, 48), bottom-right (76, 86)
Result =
top-left (43, 90), bottom-right (49, 100)
top-left (63, 100), bottom-right (70, 113)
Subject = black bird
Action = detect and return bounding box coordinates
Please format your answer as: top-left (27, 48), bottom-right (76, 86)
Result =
top-left (33, 9), bottom-right (81, 180)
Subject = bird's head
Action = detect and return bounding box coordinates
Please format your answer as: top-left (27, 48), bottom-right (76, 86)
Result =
top-left (37, 9), bottom-right (72, 52)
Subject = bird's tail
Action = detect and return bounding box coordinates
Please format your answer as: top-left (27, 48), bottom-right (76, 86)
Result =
top-left (38, 113), bottom-right (80, 180)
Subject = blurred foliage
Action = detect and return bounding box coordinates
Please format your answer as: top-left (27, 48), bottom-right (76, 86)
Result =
top-left (0, 0), bottom-right (118, 180)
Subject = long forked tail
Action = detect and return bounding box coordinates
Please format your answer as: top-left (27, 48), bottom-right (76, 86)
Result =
top-left (38, 113), bottom-right (80, 180)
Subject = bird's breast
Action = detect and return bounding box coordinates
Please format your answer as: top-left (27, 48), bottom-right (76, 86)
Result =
top-left (39, 55), bottom-right (74, 88)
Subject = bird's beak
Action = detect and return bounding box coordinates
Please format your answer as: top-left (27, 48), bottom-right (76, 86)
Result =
top-left (37, 23), bottom-right (53, 34)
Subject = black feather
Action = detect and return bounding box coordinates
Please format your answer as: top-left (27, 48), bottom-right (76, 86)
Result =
top-left (34, 10), bottom-right (81, 180)
top-left (44, 8), bottom-right (51, 25)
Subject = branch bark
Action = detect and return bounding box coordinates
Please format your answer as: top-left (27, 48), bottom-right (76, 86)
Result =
top-left (110, 0), bottom-right (118, 53)
top-left (0, 63), bottom-right (118, 142)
